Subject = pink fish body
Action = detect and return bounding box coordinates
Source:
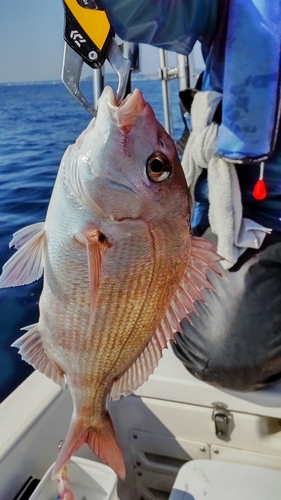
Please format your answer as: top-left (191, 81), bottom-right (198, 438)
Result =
top-left (0, 87), bottom-right (221, 479)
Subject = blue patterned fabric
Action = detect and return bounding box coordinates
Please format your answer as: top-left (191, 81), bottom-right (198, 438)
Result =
top-left (103, 0), bottom-right (218, 54)
top-left (217, 0), bottom-right (281, 161)
top-left (195, 0), bottom-right (281, 233)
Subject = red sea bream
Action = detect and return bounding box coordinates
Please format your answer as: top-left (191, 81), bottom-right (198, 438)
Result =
top-left (0, 87), bottom-right (221, 479)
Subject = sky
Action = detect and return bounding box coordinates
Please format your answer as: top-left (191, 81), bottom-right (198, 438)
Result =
top-left (0, 1), bottom-right (204, 84)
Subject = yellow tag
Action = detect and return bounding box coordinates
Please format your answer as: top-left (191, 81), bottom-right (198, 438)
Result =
top-left (64, 0), bottom-right (110, 50)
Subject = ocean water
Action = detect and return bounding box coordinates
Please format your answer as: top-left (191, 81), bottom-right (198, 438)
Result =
top-left (0, 77), bottom-right (184, 402)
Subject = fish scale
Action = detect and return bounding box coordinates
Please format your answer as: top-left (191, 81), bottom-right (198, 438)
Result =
top-left (44, 225), bottom-right (155, 392)
top-left (0, 86), bottom-right (223, 479)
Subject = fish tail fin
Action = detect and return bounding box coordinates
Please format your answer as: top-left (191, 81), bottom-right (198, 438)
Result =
top-left (51, 414), bottom-right (125, 480)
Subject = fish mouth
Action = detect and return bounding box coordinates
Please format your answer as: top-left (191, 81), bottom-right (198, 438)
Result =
top-left (103, 86), bottom-right (147, 129)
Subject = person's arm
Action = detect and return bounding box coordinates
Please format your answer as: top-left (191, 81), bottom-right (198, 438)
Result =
top-left (103, 0), bottom-right (218, 55)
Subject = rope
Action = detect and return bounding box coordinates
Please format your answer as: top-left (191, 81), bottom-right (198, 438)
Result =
top-left (182, 91), bottom-right (271, 269)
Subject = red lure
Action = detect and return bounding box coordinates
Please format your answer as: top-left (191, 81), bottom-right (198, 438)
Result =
top-left (253, 162), bottom-right (267, 200)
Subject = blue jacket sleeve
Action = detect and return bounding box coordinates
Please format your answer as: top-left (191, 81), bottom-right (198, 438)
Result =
top-left (103, 0), bottom-right (218, 55)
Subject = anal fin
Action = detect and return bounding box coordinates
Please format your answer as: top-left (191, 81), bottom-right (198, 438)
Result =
top-left (12, 324), bottom-right (65, 388)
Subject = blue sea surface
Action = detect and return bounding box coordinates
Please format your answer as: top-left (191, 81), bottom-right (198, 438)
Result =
top-left (0, 77), bottom-right (183, 402)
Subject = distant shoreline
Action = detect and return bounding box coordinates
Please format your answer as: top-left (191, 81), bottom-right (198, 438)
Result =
top-left (0, 73), bottom-right (160, 87)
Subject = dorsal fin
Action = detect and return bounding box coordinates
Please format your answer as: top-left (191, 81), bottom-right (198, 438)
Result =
top-left (110, 236), bottom-right (223, 400)
top-left (110, 327), bottom-right (170, 400)
top-left (0, 222), bottom-right (45, 288)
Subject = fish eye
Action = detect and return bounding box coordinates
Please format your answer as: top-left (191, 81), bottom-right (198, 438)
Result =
top-left (146, 152), bottom-right (172, 182)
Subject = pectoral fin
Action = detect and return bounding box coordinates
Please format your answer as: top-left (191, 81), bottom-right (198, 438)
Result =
top-left (75, 229), bottom-right (102, 325)
top-left (0, 222), bottom-right (45, 288)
